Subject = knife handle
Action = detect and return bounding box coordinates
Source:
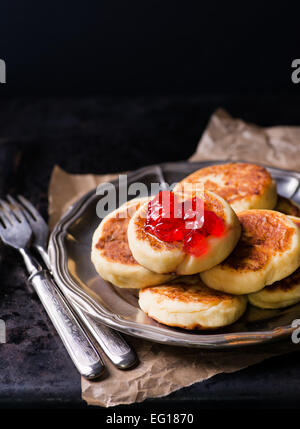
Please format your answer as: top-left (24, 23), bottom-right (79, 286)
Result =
top-left (29, 269), bottom-right (105, 379)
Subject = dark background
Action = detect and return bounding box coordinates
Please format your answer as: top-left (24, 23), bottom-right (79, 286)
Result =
top-left (0, 1), bottom-right (299, 96)
top-left (1, 0), bottom-right (300, 413)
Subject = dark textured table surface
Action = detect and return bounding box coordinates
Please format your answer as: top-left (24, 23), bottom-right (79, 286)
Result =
top-left (1, 94), bottom-right (300, 410)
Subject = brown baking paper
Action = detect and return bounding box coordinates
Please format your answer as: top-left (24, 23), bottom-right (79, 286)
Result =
top-left (190, 108), bottom-right (300, 169)
top-left (48, 109), bottom-right (300, 407)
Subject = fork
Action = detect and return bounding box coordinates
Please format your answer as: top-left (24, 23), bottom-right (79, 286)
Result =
top-left (0, 197), bottom-right (105, 379)
top-left (15, 195), bottom-right (138, 369)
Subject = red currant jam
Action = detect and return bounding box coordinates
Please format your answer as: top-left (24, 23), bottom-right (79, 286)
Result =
top-left (144, 191), bottom-right (225, 257)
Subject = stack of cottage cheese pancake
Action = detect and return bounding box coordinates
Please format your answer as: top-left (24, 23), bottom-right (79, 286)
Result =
top-left (91, 163), bottom-right (300, 330)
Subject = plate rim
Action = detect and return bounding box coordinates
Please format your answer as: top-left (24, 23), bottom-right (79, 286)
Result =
top-left (48, 160), bottom-right (300, 348)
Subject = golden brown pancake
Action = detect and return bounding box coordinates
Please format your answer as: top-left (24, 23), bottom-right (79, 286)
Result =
top-left (128, 190), bottom-right (241, 275)
top-left (91, 198), bottom-right (173, 288)
top-left (133, 189), bottom-right (227, 253)
top-left (248, 267), bottom-right (300, 309)
top-left (290, 215), bottom-right (300, 229)
top-left (96, 209), bottom-right (137, 265)
top-left (139, 277), bottom-right (247, 329)
top-left (200, 210), bottom-right (300, 294)
top-left (248, 215), bottom-right (300, 308)
top-left (174, 163), bottom-right (277, 212)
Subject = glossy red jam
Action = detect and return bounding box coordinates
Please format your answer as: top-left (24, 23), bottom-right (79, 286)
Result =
top-left (144, 191), bottom-right (225, 257)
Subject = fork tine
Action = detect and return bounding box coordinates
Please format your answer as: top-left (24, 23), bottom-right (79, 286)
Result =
top-left (6, 195), bottom-right (28, 223)
top-left (0, 221), bottom-right (5, 234)
top-left (0, 209), bottom-right (12, 228)
top-left (0, 199), bottom-right (32, 249)
top-left (0, 198), bottom-right (17, 223)
top-left (17, 195), bottom-right (39, 221)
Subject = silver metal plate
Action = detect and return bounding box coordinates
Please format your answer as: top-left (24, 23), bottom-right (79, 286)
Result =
top-left (49, 161), bottom-right (300, 348)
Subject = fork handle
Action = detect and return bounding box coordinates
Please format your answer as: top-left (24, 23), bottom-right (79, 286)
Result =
top-left (36, 244), bottom-right (52, 271)
top-left (28, 268), bottom-right (105, 379)
top-left (37, 245), bottom-right (137, 369)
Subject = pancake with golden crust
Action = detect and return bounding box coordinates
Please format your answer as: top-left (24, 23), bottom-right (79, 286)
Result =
top-left (174, 163), bottom-right (277, 213)
top-left (91, 198), bottom-right (173, 288)
top-left (200, 210), bottom-right (300, 294)
top-left (128, 190), bottom-right (241, 275)
top-left (248, 267), bottom-right (300, 309)
top-left (139, 277), bottom-right (247, 329)
top-left (275, 195), bottom-right (300, 217)
top-left (248, 215), bottom-right (300, 308)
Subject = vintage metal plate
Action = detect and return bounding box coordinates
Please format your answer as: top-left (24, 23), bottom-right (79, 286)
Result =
top-left (48, 161), bottom-right (300, 348)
